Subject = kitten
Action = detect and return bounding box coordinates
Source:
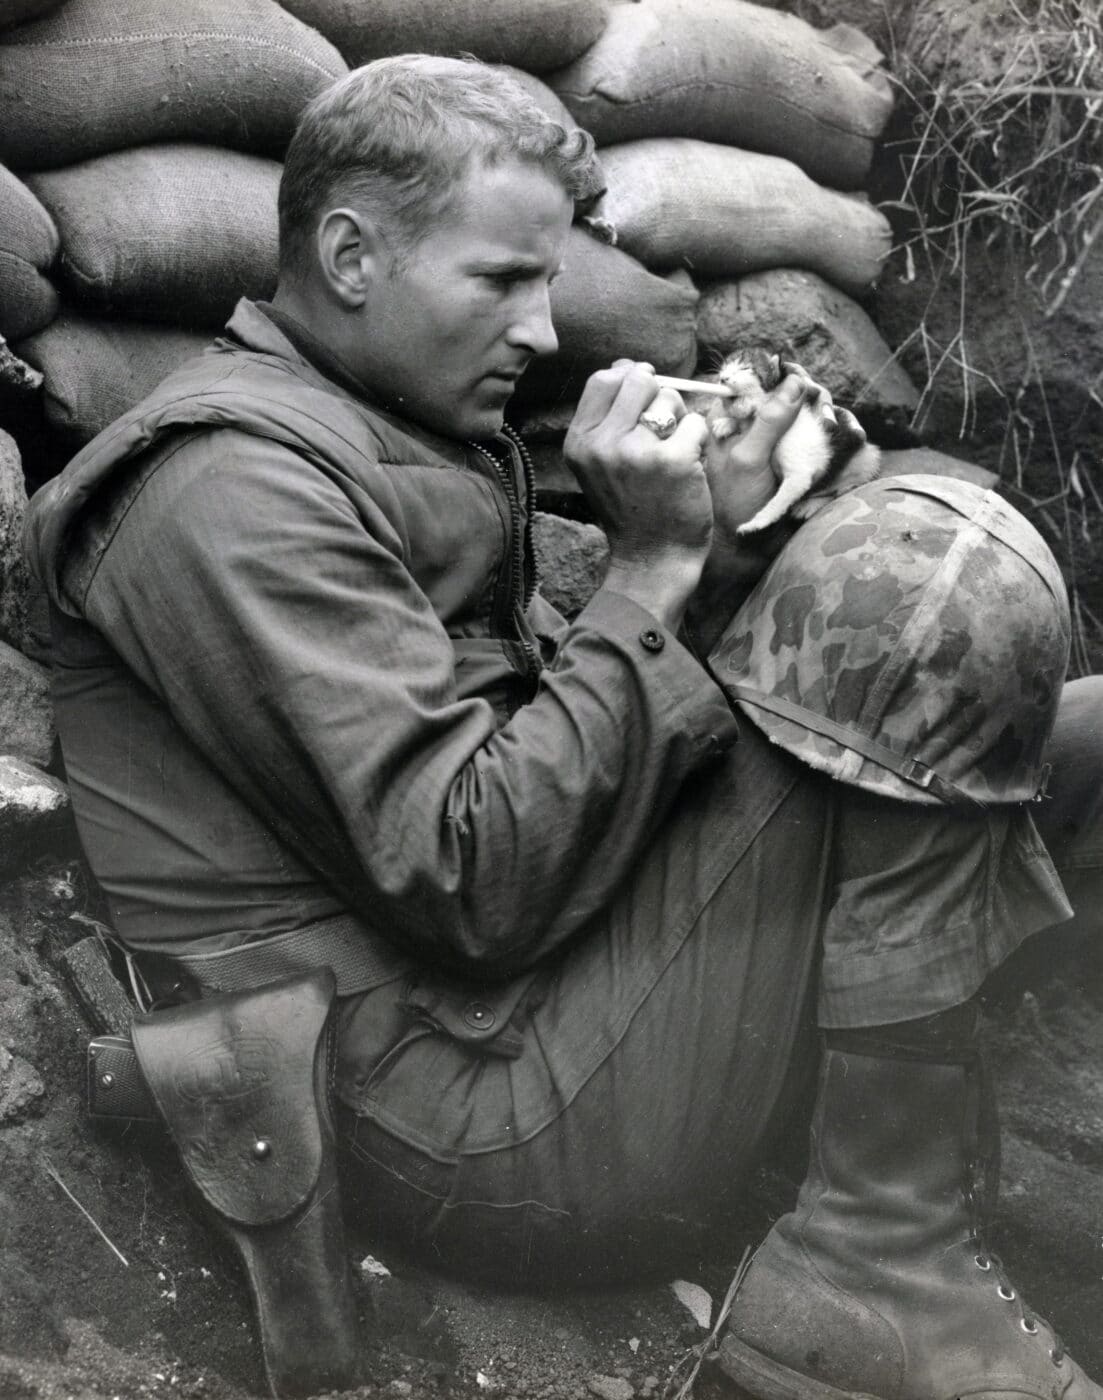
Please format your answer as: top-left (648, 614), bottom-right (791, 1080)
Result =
top-left (699, 348), bottom-right (882, 534)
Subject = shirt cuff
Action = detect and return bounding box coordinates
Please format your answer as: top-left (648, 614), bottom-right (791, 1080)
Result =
top-left (569, 587), bottom-right (741, 762)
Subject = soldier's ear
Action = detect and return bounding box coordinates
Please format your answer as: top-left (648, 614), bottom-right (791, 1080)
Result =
top-left (316, 207), bottom-right (387, 309)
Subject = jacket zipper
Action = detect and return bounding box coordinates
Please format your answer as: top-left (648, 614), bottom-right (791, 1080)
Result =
top-left (468, 428), bottom-right (541, 684)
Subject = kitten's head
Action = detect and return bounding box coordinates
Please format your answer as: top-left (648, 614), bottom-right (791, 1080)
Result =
top-left (716, 347), bottom-right (782, 395)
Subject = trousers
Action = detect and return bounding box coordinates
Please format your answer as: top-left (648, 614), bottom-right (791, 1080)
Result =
top-left (336, 677), bottom-right (1103, 1283)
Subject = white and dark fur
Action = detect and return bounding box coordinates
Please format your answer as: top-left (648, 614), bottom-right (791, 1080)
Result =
top-left (699, 348), bottom-right (881, 534)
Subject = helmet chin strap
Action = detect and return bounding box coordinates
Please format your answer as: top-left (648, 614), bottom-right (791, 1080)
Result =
top-left (724, 682), bottom-right (986, 807)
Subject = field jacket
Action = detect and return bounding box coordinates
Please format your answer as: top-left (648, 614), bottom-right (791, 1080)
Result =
top-left (24, 299), bottom-right (739, 974)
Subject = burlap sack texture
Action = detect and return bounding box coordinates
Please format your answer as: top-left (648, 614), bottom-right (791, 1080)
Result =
top-left (550, 0), bottom-right (893, 191)
top-left (18, 312), bottom-right (208, 443)
top-left (590, 140), bottom-right (892, 296)
top-left (4, 3), bottom-right (906, 449)
top-left (277, 0), bottom-right (609, 73)
top-left (0, 0), bottom-right (347, 170)
top-left (0, 165), bottom-right (58, 341)
top-left (28, 146), bottom-right (281, 328)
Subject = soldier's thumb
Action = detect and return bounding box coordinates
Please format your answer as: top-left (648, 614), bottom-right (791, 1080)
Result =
top-left (740, 376), bottom-right (806, 456)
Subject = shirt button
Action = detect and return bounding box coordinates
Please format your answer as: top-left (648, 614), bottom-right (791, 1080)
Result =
top-left (639, 628), bottom-right (665, 653)
top-left (464, 1002), bottom-right (495, 1031)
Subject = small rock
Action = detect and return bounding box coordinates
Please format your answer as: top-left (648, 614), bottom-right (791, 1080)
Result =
top-left (359, 1254), bottom-right (392, 1279)
top-left (0, 1045), bottom-right (45, 1122)
top-left (0, 754), bottom-right (70, 875)
top-left (670, 1279), bottom-right (713, 1331)
top-left (0, 639), bottom-right (54, 766)
top-left (532, 512), bottom-right (609, 619)
top-left (587, 1376), bottom-right (634, 1400)
top-left (388, 1382), bottom-right (412, 1397)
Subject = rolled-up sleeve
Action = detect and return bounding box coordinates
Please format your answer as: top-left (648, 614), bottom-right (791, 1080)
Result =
top-left (84, 430), bottom-right (739, 974)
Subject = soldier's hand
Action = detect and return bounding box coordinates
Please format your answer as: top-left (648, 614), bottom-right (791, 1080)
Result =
top-left (704, 373), bottom-right (807, 542)
top-left (565, 361), bottom-right (712, 629)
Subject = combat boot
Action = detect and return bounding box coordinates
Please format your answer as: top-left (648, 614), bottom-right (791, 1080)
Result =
top-left (718, 1004), bottom-right (1103, 1400)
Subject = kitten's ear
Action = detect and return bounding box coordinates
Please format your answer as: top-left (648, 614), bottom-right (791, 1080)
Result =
top-left (767, 353), bottom-right (781, 379)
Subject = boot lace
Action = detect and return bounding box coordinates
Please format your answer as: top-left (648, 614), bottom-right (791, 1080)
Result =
top-left (969, 1244), bottom-right (1066, 1365)
top-left (961, 1051), bottom-right (1067, 1368)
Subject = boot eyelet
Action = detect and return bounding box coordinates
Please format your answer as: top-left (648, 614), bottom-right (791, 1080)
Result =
top-left (974, 1254), bottom-right (991, 1271)
top-left (998, 1284), bottom-right (1016, 1301)
top-left (1021, 1319), bottom-right (1038, 1335)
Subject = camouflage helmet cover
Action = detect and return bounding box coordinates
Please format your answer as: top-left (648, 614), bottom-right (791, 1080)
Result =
top-left (718, 474), bottom-right (1070, 805)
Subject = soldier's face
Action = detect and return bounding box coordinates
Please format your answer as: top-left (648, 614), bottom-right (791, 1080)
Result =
top-left (361, 159), bottom-right (572, 440)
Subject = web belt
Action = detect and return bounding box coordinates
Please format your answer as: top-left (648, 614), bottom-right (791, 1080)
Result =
top-left (173, 913), bottom-right (413, 997)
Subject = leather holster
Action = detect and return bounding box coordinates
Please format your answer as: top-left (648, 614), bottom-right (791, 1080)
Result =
top-left (130, 968), bottom-right (360, 1397)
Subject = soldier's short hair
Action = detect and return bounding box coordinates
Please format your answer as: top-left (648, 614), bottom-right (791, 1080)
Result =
top-left (278, 54), bottom-right (601, 277)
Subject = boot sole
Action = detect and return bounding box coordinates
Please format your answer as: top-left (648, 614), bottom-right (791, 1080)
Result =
top-left (717, 1335), bottom-right (882, 1400)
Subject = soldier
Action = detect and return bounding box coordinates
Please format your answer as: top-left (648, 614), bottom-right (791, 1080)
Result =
top-left (24, 55), bottom-right (1103, 1400)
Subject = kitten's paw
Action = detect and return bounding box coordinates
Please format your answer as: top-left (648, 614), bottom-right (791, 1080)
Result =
top-left (710, 416), bottom-right (738, 441)
top-left (736, 499), bottom-right (789, 534)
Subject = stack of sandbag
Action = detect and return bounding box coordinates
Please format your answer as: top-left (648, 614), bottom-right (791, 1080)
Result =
top-left (0, 0), bottom-right (346, 168)
top-left (2, 0), bottom-right (346, 443)
top-left (518, 0), bottom-right (907, 448)
top-left (543, 0), bottom-right (897, 365)
top-left (5, 0), bottom-right (910, 454)
top-left (276, 0), bottom-right (609, 72)
top-left (19, 145), bottom-right (282, 440)
top-left (549, 0), bottom-right (892, 189)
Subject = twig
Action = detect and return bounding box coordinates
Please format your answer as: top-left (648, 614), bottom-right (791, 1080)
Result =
top-left (42, 1158), bottom-right (130, 1268)
top-left (664, 1248), bottom-right (752, 1400)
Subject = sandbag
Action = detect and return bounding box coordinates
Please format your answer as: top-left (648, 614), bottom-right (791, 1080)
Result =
top-left (514, 226), bottom-right (698, 406)
top-left (0, 165), bottom-right (59, 340)
top-left (0, 0), bottom-right (64, 30)
top-left (550, 0), bottom-right (892, 191)
top-left (276, 0), bottom-right (608, 73)
top-left (28, 146), bottom-right (280, 329)
top-left (591, 140), bottom-right (891, 296)
top-left (0, 0), bottom-right (346, 170)
top-left (17, 312), bottom-right (209, 443)
top-left (696, 267), bottom-right (918, 423)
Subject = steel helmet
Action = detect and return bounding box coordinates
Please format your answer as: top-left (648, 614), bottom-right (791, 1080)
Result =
top-left (719, 474), bottom-right (1070, 805)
